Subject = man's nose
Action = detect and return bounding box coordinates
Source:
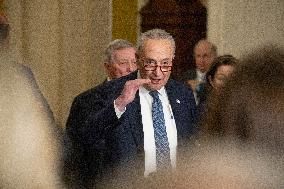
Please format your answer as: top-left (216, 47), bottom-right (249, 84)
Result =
top-left (153, 65), bottom-right (164, 76)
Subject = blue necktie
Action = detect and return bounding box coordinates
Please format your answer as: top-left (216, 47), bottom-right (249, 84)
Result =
top-left (149, 90), bottom-right (171, 170)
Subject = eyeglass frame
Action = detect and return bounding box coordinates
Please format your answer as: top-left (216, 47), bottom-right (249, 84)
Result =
top-left (140, 58), bottom-right (173, 72)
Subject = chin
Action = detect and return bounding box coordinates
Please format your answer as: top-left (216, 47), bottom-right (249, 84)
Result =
top-left (146, 83), bottom-right (163, 91)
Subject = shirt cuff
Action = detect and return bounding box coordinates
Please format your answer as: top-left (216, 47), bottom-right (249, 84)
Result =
top-left (114, 100), bottom-right (126, 118)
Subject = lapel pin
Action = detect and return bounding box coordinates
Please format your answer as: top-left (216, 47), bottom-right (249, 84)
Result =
top-left (176, 99), bottom-right (180, 104)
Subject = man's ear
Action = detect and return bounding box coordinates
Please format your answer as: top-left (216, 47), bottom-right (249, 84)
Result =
top-left (104, 62), bottom-right (114, 79)
top-left (104, 62), bottom-right (111, 70)
top-left (104, 62), bottom-right (112, 74)
top-left (135, 54), bottom-right (142, 69)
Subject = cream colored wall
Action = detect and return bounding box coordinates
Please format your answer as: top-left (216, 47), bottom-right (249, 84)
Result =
top-left (207, 0), bottom-right (284, 58)
top-left (6, 0), bottom-right (62, 124)
top-left (57, 0), bottom-right (111, 127)
top-left (6, 0), bottom-right (111, 127)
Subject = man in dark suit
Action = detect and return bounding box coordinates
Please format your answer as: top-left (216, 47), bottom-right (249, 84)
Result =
top-left (0, 14), bottom-right (63, 189)
top-left (65, 29), bottom-right (197, 188)
top-left (181, 39), bottom-right (217, 105)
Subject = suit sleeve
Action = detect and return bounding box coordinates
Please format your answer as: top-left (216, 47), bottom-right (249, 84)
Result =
top-left (66, 94), bottom-right (119, 147)
top-left (64, 91), bottom-right (122, 188)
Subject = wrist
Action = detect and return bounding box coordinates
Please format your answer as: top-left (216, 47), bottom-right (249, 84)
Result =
top-left (115, 96), bottom-right (127, 111)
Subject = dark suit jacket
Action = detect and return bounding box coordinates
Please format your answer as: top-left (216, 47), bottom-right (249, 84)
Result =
top-left (180, 69), bottom-right (208, 105)
top-left (180, 69), bottom-right (197, 82)
top-left (64, 71), bottom-right (197, 188)
top-left (1, 61), bottom-right (64, 188)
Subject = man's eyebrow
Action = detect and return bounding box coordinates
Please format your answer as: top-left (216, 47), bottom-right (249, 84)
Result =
top-left (144, 58), bottom-right (171, 61)
top-left (143, 58), bottom-right (157, 64)
top-left (117, 58), bottom-right (132, 62)
top-left (161, 58), bottom-right (171, 61)
top-left (144, 58), bottom-right (155, 61)
top-left (161, 58), bottom-right (172, 64)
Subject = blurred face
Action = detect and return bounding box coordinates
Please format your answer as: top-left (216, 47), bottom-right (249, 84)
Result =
top-left (138, 39), bottom-right (174, 91)
top-left (105, 47), bottom-right (137, 80)
top-left (194, 43), bottom-right (215, 73)
top-left (209, 65), bottom-right (234, 90)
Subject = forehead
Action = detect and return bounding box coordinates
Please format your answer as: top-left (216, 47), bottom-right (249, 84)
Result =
top-left (142, 39), bottom-right (173, 57)
top-left (113, 47), bottom-right (136, 59)
top-left (216, 65), bottom-right (235, 73)
top-left (194, 42), bottom-right (212, 54)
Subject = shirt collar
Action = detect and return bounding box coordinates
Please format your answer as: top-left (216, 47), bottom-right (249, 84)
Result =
top-left (196, 70), bottom-right (206, 82)
top-left (107, 76), bottom-right (112, 81)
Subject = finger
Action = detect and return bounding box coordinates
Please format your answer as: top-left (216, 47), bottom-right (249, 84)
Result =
top-left (132, 78), bottom-right (151, 87)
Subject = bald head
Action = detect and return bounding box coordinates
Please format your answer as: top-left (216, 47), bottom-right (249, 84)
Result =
top-left (194, 39), bottom-right (217, 73)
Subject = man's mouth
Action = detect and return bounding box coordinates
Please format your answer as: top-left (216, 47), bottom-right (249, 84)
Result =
top-left (151, 79), bottom-right (161, 84)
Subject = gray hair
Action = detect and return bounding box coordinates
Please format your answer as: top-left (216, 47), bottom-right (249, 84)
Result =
top-left (104, 39), bottom-right (135, 63)
top-left (194, 39), bottom-right (217, 57)
top-left (137, 29), bottom-right (176, 56)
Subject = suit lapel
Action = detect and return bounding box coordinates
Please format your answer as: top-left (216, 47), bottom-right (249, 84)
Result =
top-left (127, 92), bottom-right (144, 173)
top-left (128, 92), bottom-right (144, 149)
top-left (165, 81), bottom-right (184, 142)
top-left (126, 72), bottom-right (144, 150)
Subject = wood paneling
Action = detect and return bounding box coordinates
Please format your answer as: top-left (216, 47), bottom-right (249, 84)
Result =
top-left (140, 0), bottom-right (207, 79)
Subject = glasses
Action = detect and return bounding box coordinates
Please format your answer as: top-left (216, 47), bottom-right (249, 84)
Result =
top-left (142, 58), bottom-right (172, 72)
top-left (116, 60), bottom-right (137, 66)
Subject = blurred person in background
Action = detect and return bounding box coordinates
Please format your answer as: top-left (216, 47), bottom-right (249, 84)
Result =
top-left (197, 54), bottom-right (238, 117)
top-left (0, 14), bottom-right (64, 189)
top-left (181, 39), bottom-right (217, 105)
top-left (206, 54), bottom-right (238, 93)
top-left (132, 140), bottom-right (283, 189)
top-left (200, 45), bottom-right (284, 153)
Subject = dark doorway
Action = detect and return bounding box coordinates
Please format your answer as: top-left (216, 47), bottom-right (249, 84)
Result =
top-left (140, 0), bottom-right (207, 80)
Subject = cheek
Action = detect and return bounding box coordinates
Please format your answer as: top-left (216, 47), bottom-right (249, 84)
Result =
top-left (163, 73), bottom-right (170, 82)
top-left (158, 74), bottom-right (170, 87)
top-left (114, 66), bottom-right (125, 73)
top-left (108, 67), bottom-right (117, 75)
top-left (205, 59), bottom-right (212, 66)
top-left (215, 79), bottom-right (224, 87)
top-left (132, 64), bottom-right (138, 69)
top-left (139, 69), bottom-right (149, 79)
top-left (196, 58), bottom-right (202, 64)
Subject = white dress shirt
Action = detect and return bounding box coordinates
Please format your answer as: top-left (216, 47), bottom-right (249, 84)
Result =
top-left (196, 69), bottom-right (206, 83)
top-left (139, 86), bottom-right (177, 177)
top-left (114, 73), bottom-right (177, 177)
top-left (193, 70), bottom-right (206, 105)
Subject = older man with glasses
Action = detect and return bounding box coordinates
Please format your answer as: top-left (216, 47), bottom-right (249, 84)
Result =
top-left (65, 29), bottom-right (197, 189)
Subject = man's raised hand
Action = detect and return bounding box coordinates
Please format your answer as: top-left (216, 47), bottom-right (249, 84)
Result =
top-left (115, 79), bottom-right (151, 111)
